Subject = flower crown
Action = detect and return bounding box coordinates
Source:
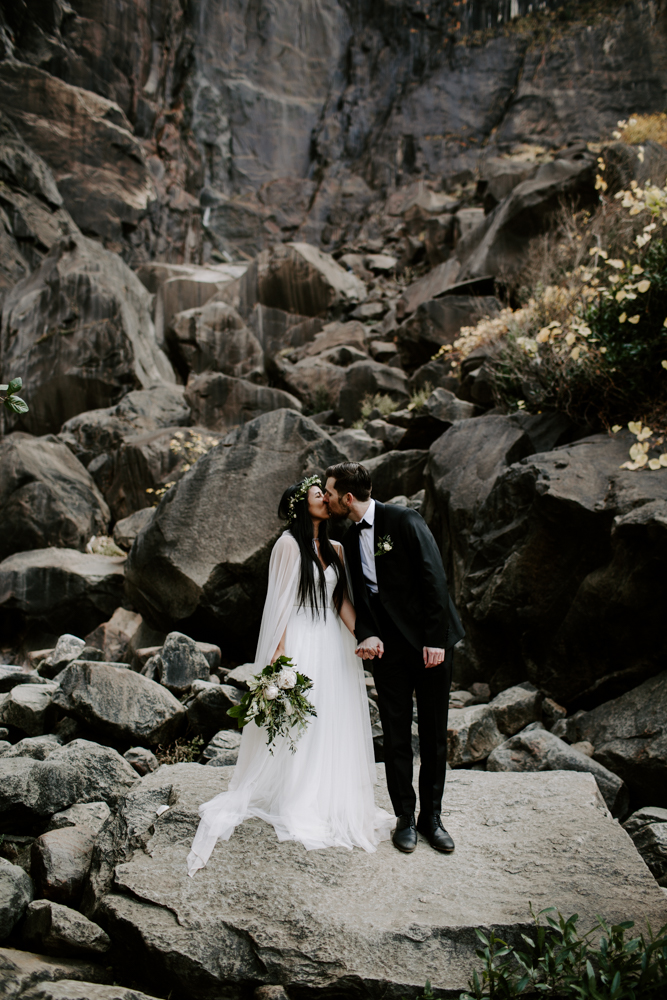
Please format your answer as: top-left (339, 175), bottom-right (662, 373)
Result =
top-left (285, 475), bottom-right (321, 526)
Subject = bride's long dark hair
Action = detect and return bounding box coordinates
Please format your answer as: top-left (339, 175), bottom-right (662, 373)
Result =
top-left (278, 478), bottom-right (345, 617)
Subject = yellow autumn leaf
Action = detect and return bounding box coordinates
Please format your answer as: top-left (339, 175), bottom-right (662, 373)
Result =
top-left (607, 259), bottom-right (625, 269)
top-left (660, 454), bottom-right (667, 466)
top-left (662, 360), bottom-right (667, 369)
top-left (611, 425), bottom-right (622, 433)
top-left (663, 318), bottom-right (667, 329)
top-left (570, 346), bottom-right (581, 361)
top-left (536, 329), bottom-right (551, 343)
top-left (631, 265), bottom-right (644, 275)
top-left (628, 315), bottom-right (641, 324)
top-left (636, 452), bottom-right (648, 466)
top-left (615, 291), bottom-right (626, 302)
top-left (637, 427), bottom-right (652, 440)
top-left (648, 458), bottom-right (662, 470)
top-left (565, 332), bottom-right (577, 346)
top-left (620, 461), bottom-right (641, 470)
top-left (600, 346), bottom-right (608, 353)
top-left (636, 279), bottom-right (651, 293)
top-left (619, 312), bottom-right (627, 323)
top-left (628, 421), bottom-right (643, 435)
top-left (629, 443), bottom-right (645, 461)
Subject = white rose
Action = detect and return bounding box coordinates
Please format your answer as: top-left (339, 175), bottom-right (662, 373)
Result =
top-left (264, 684), bottom-right (280, 700)
top-left (278, 668), bottom-right (297, 690)
top-left (383, 541), bottom-right (391, 551)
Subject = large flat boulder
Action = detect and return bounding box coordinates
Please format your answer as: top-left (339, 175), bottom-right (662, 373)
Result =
top-left (0, 947), bottom-right (111, 994)
top-left (125, 409), bottom-right (346, 650)
top-left (336, 361), bottom-right (409, 426)
top-left (424, 425), bottom-right (667, 702)
top-left (364, 450), bottom-right (428, 503)
top-left (240, 243), bottom-right (366, 318)
top-left (0, 434), bottom-right (110, 561)
top-left (59, 386), bottom-right (190, 467)
top-left (570, 672), bottom-right (667, 809)
top-left (97, 764), bottom-right (667, 999)
top-left (0, 860), bottom-right (33, 941)
top-left (53, 662), bottom-right (186, 747)
top-left (1, 234), bottom-right (175, 436)
top-left (0, 550), bottom-right (125, 638)
top-left (184, 373), bottom-right (301, 432)
top-left (0, 739), bottom-right (137, 834)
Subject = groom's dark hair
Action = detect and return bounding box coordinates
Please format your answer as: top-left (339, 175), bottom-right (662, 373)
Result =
top-left (325, 462), bottom-right (372, 501)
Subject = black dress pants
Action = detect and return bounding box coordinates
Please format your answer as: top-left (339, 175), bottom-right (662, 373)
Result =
top-left (369, 593), bottom-right (453, 818)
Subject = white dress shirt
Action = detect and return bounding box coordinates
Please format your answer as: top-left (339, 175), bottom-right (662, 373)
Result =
top-left (358, 498), bottom-right (378, 594)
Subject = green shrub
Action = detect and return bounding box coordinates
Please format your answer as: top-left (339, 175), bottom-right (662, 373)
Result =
top-left (456, 907), bottom-right (667, 1000)
top-left (408, 382), bottom-right (434, 411)
top-left (360, 393), bottom-right (400, 420)
top-left (154, 736), bottom-right (205, 765)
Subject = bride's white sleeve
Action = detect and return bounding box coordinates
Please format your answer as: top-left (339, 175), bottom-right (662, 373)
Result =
top-left (252, 532), bottom-right (301, 670)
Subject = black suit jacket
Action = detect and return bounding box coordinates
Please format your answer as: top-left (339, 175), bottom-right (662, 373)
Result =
top-left (342, 501), bottom-right (465, 652)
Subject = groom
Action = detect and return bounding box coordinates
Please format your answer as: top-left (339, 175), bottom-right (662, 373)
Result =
top-left (324, 462), bottom-right (464, 854)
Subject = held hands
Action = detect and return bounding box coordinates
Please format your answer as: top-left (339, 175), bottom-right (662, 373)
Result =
top-left (355, 636), bottom-right (384, 660)
top-left (423, 646), bottom-right (445, 668)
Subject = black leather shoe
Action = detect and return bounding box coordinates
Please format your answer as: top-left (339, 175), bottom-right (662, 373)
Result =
top-left (392, 813), bottom-right (417, 853)
top-left (417, 812), bottom-right (455, 853)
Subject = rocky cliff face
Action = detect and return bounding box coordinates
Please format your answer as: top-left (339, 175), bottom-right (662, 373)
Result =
top-left (1, 1), bottom-right (665, 264)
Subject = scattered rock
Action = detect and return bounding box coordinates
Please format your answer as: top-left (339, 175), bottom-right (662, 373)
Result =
top-left (39, 637), bottom-right (86, 681)
top-left (487, 729), bottom-right (629, 818)
top-left (85, 609), bottom-right (143, 666)
top-left (0, 859), bottom-right (33, 941)
top-left (22, 899), bottom-right (110, 957)
top-left (0, 947), bottom-right (109, 994)
top-left (623, 806), bottom-right (667, 839)
top-left (571, 672), bottom-right (667, 808)
top-left (59, 386), bottom-right (190, 467)
top-left (0, 435), bottom-right (110, 561)
top-left (0, 683), bottom-right (59, 737)
top-left (336, 360), bottom-right (409, 425)
top-left (395, 295), bottom-right (501, 371)
top-left (186, 684), bottom-right (245, 742)
top-left (570, 741), bottom-right (595, 758)
top-left (112, 509), bottom-right (156, 552)
top-left (241, 243), bottom-right (366, 318)
top-left (0, 665), bottom-right (44, 694)
top-left (0, 736), bottom-right (61, 762)
top-left (125, 409), bottom-right (345, 646)
top-left (0, 549), bottom-right (125, 638)
top-left (447, 704), bottom-right (505, 767)
top-left (334, 429), bottom-right (384, 463)
top-left (488, 682), bottom-right (542, 737)
top-left (296, 320), bottom-right (367, 360)
top-left (1, 235), bottom-right (175, 436)
top-left (272, 356), bottom-right (347, 413)
top-left (449, 690), bottom-right (475, 709)
top-left (31, 827), bottom-right (96, 911)
top-left (397, 388), bottom-right (475, 449)
top-left (53, 662), bottom-right (186, 747)
top-left (169, 301), bottom-right (264, 381)
top-left (396, 258), bottom-right (461, 318)
top-left (364, 419), bottom-right (406, 450)
top-left (457, 155), bottom-right (596, 280)
top-left (185, 372), bottom-right (301, 431)
top-left (247, 304), bottom-right (323, 360)
top-left (0, 739), bottom-right (137, 833)
top-left (123, 749), bottom-right (159, 777)
top-left (202, 730), bottom-right (243, 766)
top-left (630, 823), bottom-right (667, 886)
top-left (46, 804), bottom-right (111, 839)
top-left (364, 449), bottom-right (428, 502)
top-left (542, 697), bottom-right (567, 728)
top-left (154, 632), bottom-right (211, 695)
top-left (468, 683), bottom-right (491, 704)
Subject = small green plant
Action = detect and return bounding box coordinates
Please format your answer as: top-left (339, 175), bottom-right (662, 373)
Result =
top-left (1, 377), bottom-right (28, 415)
top-left (457, 907), bottom-right (667, 1000)
top-left (407, 382), bottom-right (434, 411)
top-left (360, 392), bottom-right (400, 420)
top-left (154, 736), bottom-right (205, 765)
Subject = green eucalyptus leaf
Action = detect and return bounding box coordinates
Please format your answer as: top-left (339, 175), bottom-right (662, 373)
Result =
top-left (7, 376), bottom-right (22, 393)
top-left (5, 395), bottom-right (29, 414)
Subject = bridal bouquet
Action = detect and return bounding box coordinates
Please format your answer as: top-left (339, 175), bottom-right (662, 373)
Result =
top-left (227, 655), bottom-right (317, 754)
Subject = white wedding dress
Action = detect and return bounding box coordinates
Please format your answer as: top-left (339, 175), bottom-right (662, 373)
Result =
top-left (187, 532), bottom-right (394, 874)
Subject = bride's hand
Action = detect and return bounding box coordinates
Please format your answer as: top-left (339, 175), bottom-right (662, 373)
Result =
top-left (355, 636), bottom-right (384, 660)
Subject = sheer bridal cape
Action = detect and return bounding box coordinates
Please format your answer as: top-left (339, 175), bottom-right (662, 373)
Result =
top-left (187, 532), bottom-right (394, 875)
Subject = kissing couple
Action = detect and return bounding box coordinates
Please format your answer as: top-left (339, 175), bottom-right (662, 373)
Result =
top-left (187, 462), bottom-right (464, 875)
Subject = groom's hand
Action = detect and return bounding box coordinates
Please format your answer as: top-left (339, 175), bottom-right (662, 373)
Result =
top-left (423, 646), bottom-right (445, 668)
top-left (356, 637), bottom-right (384, 660)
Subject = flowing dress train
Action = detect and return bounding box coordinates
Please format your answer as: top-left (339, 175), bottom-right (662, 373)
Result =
top-left (187, 533), bottom-right (394, 874)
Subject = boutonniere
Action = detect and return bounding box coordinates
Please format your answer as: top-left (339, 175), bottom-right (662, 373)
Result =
top-left (375, 534), bottom-right (393, 557)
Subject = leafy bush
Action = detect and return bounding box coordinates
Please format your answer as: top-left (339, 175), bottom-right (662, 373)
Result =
top-left (408, 382), bottom-right (434, 411)
top-left (360, 393), bottom-right (400, 419)
top-left (615, 114), bottom-right (667, 148)
top-left (456, 907), bottom-right (667, 1000)
top-left (436, 172), bottom-right (667, 432)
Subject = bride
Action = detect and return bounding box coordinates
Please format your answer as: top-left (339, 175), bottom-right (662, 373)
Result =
top-left (187, 475), bottom-right (394, 874)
